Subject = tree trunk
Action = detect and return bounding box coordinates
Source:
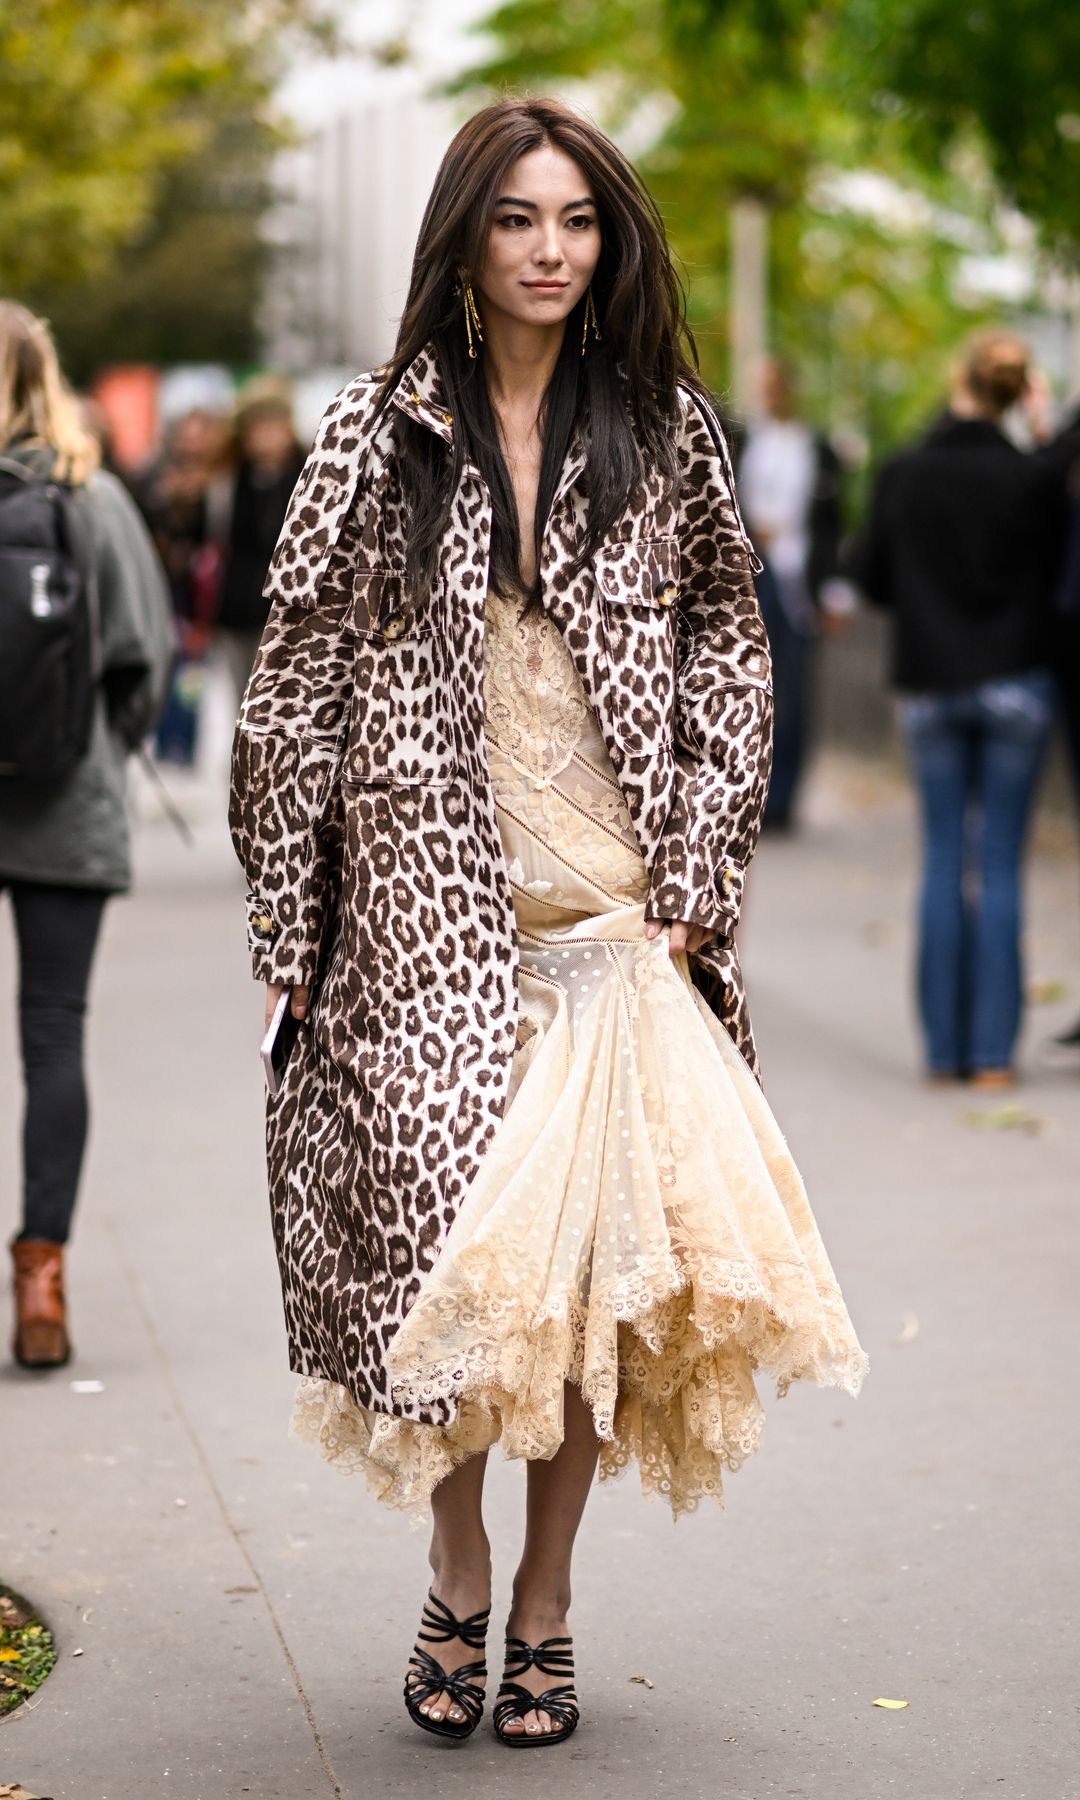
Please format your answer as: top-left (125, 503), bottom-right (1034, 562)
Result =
top-left (730, 197), bottom-right (769, 421)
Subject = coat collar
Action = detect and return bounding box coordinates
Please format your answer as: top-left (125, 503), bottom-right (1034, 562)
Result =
top-left (389, 346), bottom-right (454, 446)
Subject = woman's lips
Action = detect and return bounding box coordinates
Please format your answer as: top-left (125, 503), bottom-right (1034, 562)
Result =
top-left (522, 281), bottom-right (569, 290)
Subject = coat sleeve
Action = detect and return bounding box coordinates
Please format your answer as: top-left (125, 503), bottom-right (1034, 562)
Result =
top-left (228, 416), bottom-right (360, 988)
top-left (647, 391), bottom-right (773, 937)
top-left (88, 472), bottom-right (174, 748)
top-left (844, 458), bottom-right (897, 609)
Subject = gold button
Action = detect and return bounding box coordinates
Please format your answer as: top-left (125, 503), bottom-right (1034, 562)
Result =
top-left (251, 912), bottom-right (275, 939)
top-left (657, 580), bottom-right (678, 607)
top-left (442, 411), bottom-right (453, 426)
top-left (382, 613), bottom-right (407, 640)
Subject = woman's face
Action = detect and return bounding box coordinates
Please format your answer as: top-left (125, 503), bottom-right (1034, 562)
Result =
top-left (474, 143), bottom-right (601, 334)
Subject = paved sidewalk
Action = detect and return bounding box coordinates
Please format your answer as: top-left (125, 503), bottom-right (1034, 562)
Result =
top-left (1, 758), bottom-right (1077, 1800)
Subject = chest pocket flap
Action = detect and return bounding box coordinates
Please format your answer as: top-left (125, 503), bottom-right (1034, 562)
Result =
top-left (592, 536), bottom-right (679, 754)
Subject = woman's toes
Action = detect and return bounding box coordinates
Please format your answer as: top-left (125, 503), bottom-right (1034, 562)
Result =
top-left (502, 1714), bottom-right (524, 1734)
top-left (447, 1703), bottom-right (466, 1724)
top-left (537, 1709), bottom-right (553, 1734)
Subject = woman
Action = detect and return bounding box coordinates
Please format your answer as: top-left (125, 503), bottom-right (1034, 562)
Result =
top-left (850, 329), bottom-right (1065, 1086)
top-left (230, 99), bottom-right (866, 1748)
top-left (215, 380), bottom-right (306, 705)
top-left (0, 302), bottom-right (172, 1364)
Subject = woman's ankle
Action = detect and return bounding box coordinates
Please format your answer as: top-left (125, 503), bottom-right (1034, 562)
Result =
top-left (509, 1574), bottom-right (572, 1629)
top-left (428, 1532), bottom-right (492, 1600)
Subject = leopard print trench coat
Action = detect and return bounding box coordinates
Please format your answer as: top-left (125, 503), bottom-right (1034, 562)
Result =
top-left (229, 347), bottom-right (773, 1420)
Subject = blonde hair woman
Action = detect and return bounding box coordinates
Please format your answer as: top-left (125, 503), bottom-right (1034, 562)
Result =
top-left (0, 302), bottom-right (172, 1365)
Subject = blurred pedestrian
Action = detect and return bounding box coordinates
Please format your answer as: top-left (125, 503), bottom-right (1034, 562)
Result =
top-left (0, 301), bottom-right (172, 1366)
top-left (229, 96), bottom-right (866, 1750)
top-left (139, 407), bottom-right (230, 767)
top-left (849, 328), bottom-right (1065, 1086)
top-left (216, 381), bottom-right (305, 705)
top-left (738, 356), bottom-right (852, 830)
top-left (1048, 400), bottom-right (1080, 1055)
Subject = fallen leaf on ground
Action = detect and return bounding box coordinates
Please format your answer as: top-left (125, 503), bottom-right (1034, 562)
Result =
top-left (69, 1379), bottom-right (104, 1394)
top-left (0, 1648), bottom-right (21, 1662)
top-left (0, 1786), bottom-right (54, 1799)
top-left (1028, 979), bottom-right (1068, 1005)
top-left (964, 1105), bottom-right (1042, 1136)
top-left (894, 1312), bottom-right (920, 1344)
top-left (628, 1674), bottom-right (654, 1689)
top-left (872, 1697), bottom-right (909, 1710)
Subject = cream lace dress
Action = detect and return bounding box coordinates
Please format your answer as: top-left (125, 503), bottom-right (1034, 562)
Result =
top-left (292, 589), bottom-right (867, 1517)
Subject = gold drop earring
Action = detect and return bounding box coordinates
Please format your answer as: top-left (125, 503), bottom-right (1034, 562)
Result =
top-left (458, 272), bottom-right (484, 359)
top-left (581, 286), bottom-right (601, 356)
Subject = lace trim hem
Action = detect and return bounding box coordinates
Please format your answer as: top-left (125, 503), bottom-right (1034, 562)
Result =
top-left (289, 1239), bottom-right (867, 1520)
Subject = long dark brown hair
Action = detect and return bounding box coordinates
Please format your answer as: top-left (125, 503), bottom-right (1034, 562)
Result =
top-left (377, 97), bottom-right (704, 603)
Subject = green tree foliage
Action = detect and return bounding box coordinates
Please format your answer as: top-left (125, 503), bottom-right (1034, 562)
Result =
top-left (458, 0), bottom-right (1009, 441)
top-left (33, 110), bottom-right (273, 383)
top-left (820, 0), bottom-right (1080, 253)
top-left (0, 0), bottom-right (337, 294)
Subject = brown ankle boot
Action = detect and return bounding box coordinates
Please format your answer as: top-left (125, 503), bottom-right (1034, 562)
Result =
top-left (11, 1239), bottom-right (72, 1368)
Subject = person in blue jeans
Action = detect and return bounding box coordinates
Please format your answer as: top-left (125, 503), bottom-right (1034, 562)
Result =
top-left (849, 327), bottom-right (1078, 1084)
top-left (900, 675), bottom-right (1055, 1078)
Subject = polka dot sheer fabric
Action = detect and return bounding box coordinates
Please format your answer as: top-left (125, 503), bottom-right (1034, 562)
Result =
top-left (290, 591), bottom-right (867, 1516)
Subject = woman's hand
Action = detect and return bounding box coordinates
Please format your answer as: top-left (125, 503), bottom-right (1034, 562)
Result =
top-left (264, 981), bottom-right (310, 1031)
top-left (644, 917), bottom-right (717, 958)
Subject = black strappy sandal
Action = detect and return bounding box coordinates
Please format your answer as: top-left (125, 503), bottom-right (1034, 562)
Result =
top-left (493, 1635), bottom-right (579, 1747)
top-left (404, 1591), bottom-right (491, 1741)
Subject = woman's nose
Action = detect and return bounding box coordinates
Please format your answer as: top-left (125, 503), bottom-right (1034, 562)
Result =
top-left (534, 228), bottom-right (563, 266)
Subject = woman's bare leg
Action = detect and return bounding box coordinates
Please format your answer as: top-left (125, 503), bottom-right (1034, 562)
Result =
top-left (501, 1381), bottom-right (600, 1738)
top-left (412, 1450), bottom-right (492, 1726)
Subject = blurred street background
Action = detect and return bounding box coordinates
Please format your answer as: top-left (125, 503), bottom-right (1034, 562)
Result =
top-left (2, 1), bottom-right (1080, 1795)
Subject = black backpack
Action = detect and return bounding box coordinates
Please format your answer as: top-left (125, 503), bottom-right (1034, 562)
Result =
top-left (0, 455), bottom-right (99, 783)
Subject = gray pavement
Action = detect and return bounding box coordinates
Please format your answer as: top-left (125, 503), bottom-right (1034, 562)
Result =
top-left (1, 755), bottom-right (1078, 1800)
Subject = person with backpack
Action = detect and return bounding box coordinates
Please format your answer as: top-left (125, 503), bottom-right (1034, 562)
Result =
top-left (0, 301), bottom-right (173, 1367)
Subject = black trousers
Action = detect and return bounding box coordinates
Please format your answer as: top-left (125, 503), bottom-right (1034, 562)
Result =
top-left (2, 881), bottom-right (107, 1245)
top-left (756, 563), bottom-right (815, 827)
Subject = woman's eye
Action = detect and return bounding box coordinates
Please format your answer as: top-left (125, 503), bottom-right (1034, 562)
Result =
top-left (567, 213), bottom-right (596, 230)
top-left (496, 213), bottom-right (530, 229)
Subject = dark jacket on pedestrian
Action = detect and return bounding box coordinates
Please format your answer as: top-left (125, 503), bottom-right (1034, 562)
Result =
top-left (0, 450), bottom-right (174, 892)
top-left (216, 452), bottom-right (306, 635)
top-left (847, 412), bottom-right (1070, 692)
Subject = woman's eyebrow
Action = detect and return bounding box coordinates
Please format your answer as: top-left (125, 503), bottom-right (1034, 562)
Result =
top-left (494, 196), bottom-right (597, 211)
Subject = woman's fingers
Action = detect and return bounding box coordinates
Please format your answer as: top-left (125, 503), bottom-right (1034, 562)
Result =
top-left (264, 982), bottom-right (311, 1028)
top-left (649, 919), bottom-right (718, 958)
top-left (667, 919), bottom-right (690, 957)
top-left (645, 917), bottom-right (720, 958)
